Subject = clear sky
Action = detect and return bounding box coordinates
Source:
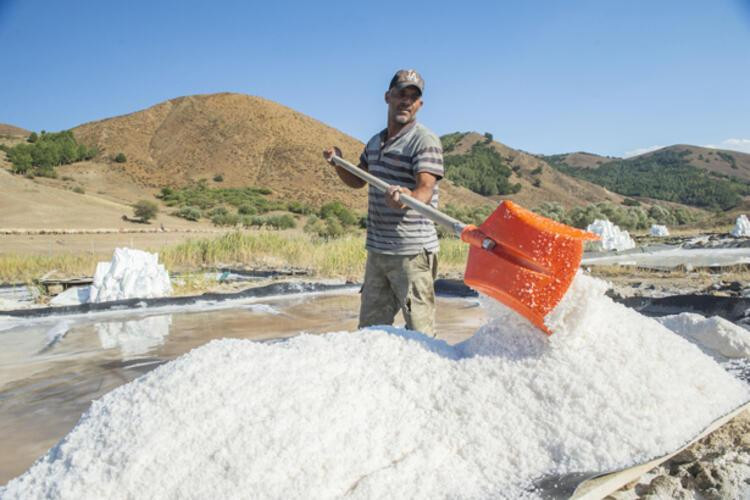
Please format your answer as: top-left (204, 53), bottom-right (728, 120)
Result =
top-left (1, 0), bottom-right (749, 157)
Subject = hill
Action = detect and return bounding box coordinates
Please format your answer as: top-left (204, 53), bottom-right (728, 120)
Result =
top-left (541, 151), bottom-right (617, 169)
top-left (70, 93), bottom-right (489, 213)
top-left (637, 145), bottom-right (750, 183)
top-left (545, 145), bottom-right (750, 210)
top-left (442, 132), bottom-right (624, 209)
top-left (0, 123), bottom-right (30, 138)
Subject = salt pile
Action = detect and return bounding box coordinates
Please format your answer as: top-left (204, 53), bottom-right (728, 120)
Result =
top-left (649, 224), bottom-right (669, 237)
top-left (90, 248), bottom-right (171, 303)
top-left (656, 313), bottom-right (750, 359)
top-left (2, 274), bottom-right (748, 499)
top-left (731, 214), bottom-right (750, 237)
top-left (586, 219), bottom-right (636, 251)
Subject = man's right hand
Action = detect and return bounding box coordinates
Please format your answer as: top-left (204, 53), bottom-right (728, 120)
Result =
top-left (322, 146), bottom-right (343, 166)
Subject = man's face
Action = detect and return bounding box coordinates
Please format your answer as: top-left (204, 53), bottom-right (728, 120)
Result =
top-left (386, 86), bottom-right (423, 125)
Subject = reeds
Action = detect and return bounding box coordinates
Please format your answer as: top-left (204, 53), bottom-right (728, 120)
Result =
top-left (0, 230), bottom-right (470, 284)
top-left (0, 253), bottom-right (104, 284)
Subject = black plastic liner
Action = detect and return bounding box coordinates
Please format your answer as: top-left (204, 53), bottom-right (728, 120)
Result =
top-left (617, 295), bottom-right (750, 324)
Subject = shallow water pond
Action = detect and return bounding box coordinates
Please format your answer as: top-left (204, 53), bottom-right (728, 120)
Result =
top-left (0, 291), bottom-right (485, 483)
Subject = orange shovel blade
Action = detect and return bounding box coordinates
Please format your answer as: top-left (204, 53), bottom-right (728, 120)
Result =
top-left (461, 201), bottom-right (598, 335)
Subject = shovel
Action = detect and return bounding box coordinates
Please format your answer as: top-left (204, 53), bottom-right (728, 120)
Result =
top-left (330, 155), bottom-right (598, 335)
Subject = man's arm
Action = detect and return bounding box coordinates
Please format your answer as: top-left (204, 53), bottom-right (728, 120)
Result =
top-left (385, 172), bottom-right (438, 209)
top-left (322, 147), bottom-right (367, 189)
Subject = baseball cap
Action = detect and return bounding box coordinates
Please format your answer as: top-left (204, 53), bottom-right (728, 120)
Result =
top-left (389, 69), bottom-right (424, 95)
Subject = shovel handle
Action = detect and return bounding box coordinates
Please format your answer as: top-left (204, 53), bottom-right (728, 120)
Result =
top-left (330, 155), bottom-right (466, 237)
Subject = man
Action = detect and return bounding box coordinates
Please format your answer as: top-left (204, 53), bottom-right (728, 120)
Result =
top-left (323, 69), bottom-right (444, 335)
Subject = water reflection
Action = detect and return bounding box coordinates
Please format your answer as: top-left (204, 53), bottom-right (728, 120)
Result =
top-left (96, 315), bottom-right (172, 358)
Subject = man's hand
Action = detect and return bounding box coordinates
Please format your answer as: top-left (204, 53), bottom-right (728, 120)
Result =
top-left (385, 185), bottom-right (411, 210)
top-left (322, 146), bottom-right (343, 166)
top-left (385, 172), bottom-right (437, 210)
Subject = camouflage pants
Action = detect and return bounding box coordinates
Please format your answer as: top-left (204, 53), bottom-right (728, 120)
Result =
top-left (359, 249), bottom-right (438, 336)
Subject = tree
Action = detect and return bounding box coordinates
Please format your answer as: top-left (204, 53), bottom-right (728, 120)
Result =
top-left (133, 200), bottom-right (159, 223)
top-left (114, 153), bottom-right (127, 163)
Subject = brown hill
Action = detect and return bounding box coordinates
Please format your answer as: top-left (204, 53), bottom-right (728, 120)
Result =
top-left (633, 145), bottom-right (750, 182)
top-left (71, 93), bottom-right (489, 212)
top-left (546, 151), bottom-right (616, 169)
top-left (0, 123), bottom-right (30, 138)
top-left (447, 133), bottom-right (624, 209)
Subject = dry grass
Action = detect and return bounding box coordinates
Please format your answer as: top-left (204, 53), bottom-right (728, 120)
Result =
top-left (0, 231), bottom-right (470, 284)
top-left (0, 254), bottom-right (102, 284)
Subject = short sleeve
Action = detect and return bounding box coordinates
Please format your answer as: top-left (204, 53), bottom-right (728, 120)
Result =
top-left (412, 132), bottom-right (444, 180)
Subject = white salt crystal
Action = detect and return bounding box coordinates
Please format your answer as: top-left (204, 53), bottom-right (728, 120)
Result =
top-left (89, 248), bottom-right (172, 303)
top-left (586, 219), bottom-right (636, 251)
top-left (649, 224), bottom-right (669, 237)
top-left (2, 274), bottom-right (747, 499)
top-left (731, 214), bottom-right (750, 237)
top-left (656, 312), bottom-right (750, 359)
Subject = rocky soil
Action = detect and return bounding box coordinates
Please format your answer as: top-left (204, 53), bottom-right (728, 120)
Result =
top-left (609, 410), bottom-right (750, 499)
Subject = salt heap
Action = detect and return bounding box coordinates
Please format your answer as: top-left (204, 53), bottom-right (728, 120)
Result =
top-left (2, 274), bottom-right (748, 499)
top-left (656, 313), bottom-right (750, 359)
top-left (731, 214), bottom-right (750, 237)
top-left (586, 219), bottom-right (636, 251)
top-left (649, 224), bottom-right (669, 237)
top-left (89, 248), bottom-right (171, 303)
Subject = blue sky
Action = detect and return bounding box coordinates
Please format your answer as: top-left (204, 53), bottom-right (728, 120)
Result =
top-left (1, 0), bottom-right (749, 157)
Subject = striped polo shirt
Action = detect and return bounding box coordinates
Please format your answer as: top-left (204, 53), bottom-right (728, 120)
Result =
top-left (359, 121), bottom-right (444, 255)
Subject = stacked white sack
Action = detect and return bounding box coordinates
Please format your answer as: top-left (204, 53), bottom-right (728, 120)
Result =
top-left (89, 248), bottom-right (172, 303)
top-left (586, 219), bottom-right (636, 251)
top-left (3, 274), bottom-right (748, 499)
top-left (731, 214), bottom-right (750, 237)
top-left (649, 224), bottom-right (669, 237)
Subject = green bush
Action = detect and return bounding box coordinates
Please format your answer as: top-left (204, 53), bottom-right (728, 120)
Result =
top-left (156, 184), bottom-right (281, 213)
top-left (303, 215), bottom-right (345, 239)
top-left (238, 203), bottom-right (257, 215)
top-left (242, 214), bottom-right (296, 230)
top-left (175, 206), bottom-right (202, 221)
top-left (213, 174), bottom-right (224, 182)
top-left (212, 213), bottom-right (240, 226)
top-left (208, 206), bottom-right (229, 218)
top-left (6, 130), bottom-right (97, 176)
top-left (265, 214), bottom-right (296, 229)
top-left (444, 141), bottom-right (520, 196)
top-left (534, 202), bottom-right (566, 223)
top-left (440, 132), bottom-right (468, 153)
top-left (287, 201), bottom-right (313, 215)
top-left (622, 198), bottom-right (640, 206)
top-left (320, 201), bottom-right (357, 226)
top-left (114, 152), bottom-right (127, 163)
top-left (72, 186), bottom-right (85, 194)
top-left (133, 200), bottom-right (159, 222)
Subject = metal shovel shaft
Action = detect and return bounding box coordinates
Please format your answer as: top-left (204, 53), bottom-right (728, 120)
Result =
top-left (330, 155), bottom-right (466, 237)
